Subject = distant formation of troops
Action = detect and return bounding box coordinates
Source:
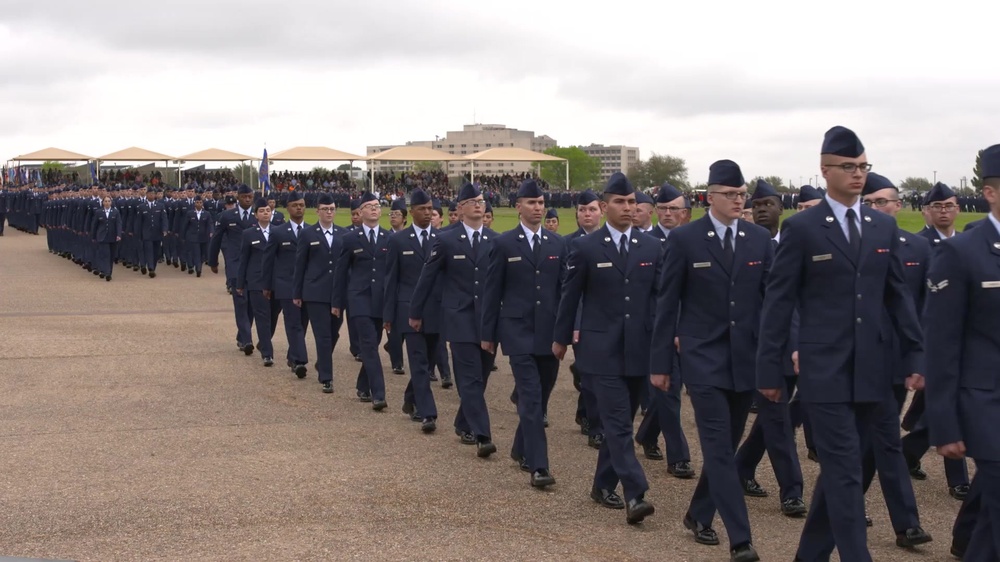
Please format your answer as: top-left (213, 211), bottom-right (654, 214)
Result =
top-left (3, 128), bottom-right (999, 562)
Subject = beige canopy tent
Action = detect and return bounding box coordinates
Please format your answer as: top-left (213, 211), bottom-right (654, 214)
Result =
top-left (365, 146), bottom-right (465, 188)
top-left (96, 147), bottom-right (179, 186)
top-left (178, 148), bottom-right (257, 185)
top-left (11, 147), bottom-right (94, 162)
top-left (463, 147), bottom-right (568, 187)
top-left (269, 146), bottom-right (365, 161)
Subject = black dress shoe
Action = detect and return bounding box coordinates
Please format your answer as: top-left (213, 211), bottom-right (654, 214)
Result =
top-left (357, 391), bottom-right (372, 403)
top-left (531, 469), bottom-right (555, 488)
top-left (263, 357), bottom-right (274, 367)
top-left (491, 363), bottom-right (498, 372)
top-left (99, 273), bottom-right (105, 279)
top-left (149, 271), bottom-right (156, 278)
top-left (476, 440), bottom-right (497, 458)
top-left (588, 434), bottom-right (604, 449)
top-left (196, 271), bottom-right (201, 277)
top-left (730, 543), bottom-right (760, 562)
top-left (322, 382), bottom-right (333, 394)
top-left (590, 488), bottom-right (625, 510)
top-left (949, 484), bottom-right (970, 500)
top-left (372, 400), bottom-right (387, 411)
top-left (668, 461), bottom-right (695, 479)
top-left (402, 402), bottom-right (416, 415)
top-left (456, 430), bottom-right (476, 445)
top-left (242, 343), bottom-right (254, 356)
top-left (683, 514), bottom-right (720, 545)
top-left (909, 464), bottom-right (928, 480)
top-left (640, 442), bottom-right (664, 460)
top-left (951, 539), bottom-right (967, 558)
top-left (181, 264), bottom-right (187, 272)
top-left (807, 448), bottom-right (819, 462)
top-left (429, 372), bottom-right (439, 381)
top-left (580, 418), bottom-right (590, 435)
top-left (294, 364), bottom-right (307, 379)
top-left (421, 418), bottom-right (436, 433)
top-left (140, 267), bottom-right (147, 275)
top-left (749, 401), bottom-right (759, 414)
top-left (188, 269), bottom-right (194, 275)
top-left (353, 354), bottom-right (362, 362)
top-left (511, 454), bottom-right (529, 472)
top-left (865, 513), bottom-right (873, 527)
top-left (105, 276), bottom-right (111, 282)
top-left (625, 497), bottom-right (654, 524)
top-left (441, 378), bottom-right (453, 389)
top-left (895, 526), bottom-right (932, 548)
top-left (781, 497), bottom-right (807, 517)
top-left (392, 367), bottom-right (405, 375)
top-left (543, 414), bottom-right (549, 428)
top-left (410, 411), bottom-right (422, 422)
top-left (742, 478), bottom-right (769, 497)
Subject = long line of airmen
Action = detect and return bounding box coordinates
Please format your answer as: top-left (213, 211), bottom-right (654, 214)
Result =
top-left (13, 128), bottom-right (1000, 562)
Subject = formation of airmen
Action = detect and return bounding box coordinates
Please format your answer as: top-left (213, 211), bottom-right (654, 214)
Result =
top-left (5, 127), bottom-right (1000, 562)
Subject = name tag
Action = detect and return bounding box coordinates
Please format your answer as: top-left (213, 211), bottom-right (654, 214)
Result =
top-left (693, 262), bottom-right (711, 268)
top-left (354, 248), bottom-right (363, 254)
top-left (983, 281), bottom-right (1000, 289)
top-left (597, 262), bottom-right (613, 268)
top-left (310, 241), bottom-right (320, 246)
top-left (402, 251), bottom-right (415, 256)
top-left (282, 242), bottom-right (291, 246)
top-left (508, 257), bottom-right (522, 262)
top-left (453, 255), bottom-right (466, 260)
top-left (251, 240), bottom-right (260, 245)
top-left (812, 254), bottom-right (833, 262)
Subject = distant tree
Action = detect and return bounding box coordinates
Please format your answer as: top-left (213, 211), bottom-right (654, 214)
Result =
top-left (539, 146), bottom-right (601, 190)
top-left (312, 166), bottom-right (330, 175)
top-left (747, 175), bottom-right (787, 191)
top-left (899, 177), bottom-right (933, 192)
top-left (41, 160), bottom-right (66, 174)
top-left (972, 149), bottom-right (984, 191)
top-left (627, 153), bottom-right (689, 190)
top-left (413, 161), bottom-right (443, 173)
top-left (337, 163), bottom-right (361, 171)
top-left (230, 163), bottom-right (259, 189)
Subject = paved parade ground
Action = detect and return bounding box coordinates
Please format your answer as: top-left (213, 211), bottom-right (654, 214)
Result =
top-left (0, 227), bottom-right (968, 561)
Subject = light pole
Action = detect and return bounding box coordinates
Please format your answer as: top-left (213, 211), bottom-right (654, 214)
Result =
top-left (933, 170), bottom-right (937, 183)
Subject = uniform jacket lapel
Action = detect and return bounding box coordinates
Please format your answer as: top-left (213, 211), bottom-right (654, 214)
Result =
top-left (858, 206), bottom-right (879, 268)
top-left (699, 215), bottom-right (731, 276)
top-left (517, 228), bottom-right (538, 266)
top-left (819, 199), bottom-right (857, 268)
top-left (601, 225), bottom-right (626, 274)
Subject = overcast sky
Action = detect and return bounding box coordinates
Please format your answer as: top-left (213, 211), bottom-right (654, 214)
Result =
top-left (2, 0), bottom-right (998, 187)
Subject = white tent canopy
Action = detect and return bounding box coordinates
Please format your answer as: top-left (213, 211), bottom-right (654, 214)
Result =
top-left (11, 147), bottom-right (94, 162)
top-left (463, 147), bottom-right (568, 188)
top-left (269, 146), bottom-right (365, 161)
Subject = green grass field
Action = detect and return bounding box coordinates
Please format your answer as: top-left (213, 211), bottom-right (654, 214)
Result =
top-left (294, 206), bottom-right (985, 237)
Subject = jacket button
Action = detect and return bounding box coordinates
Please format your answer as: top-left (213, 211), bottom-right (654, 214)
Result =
top-left (625, 314), bottom-right (631, 319)
top-left (625, 296), bottom-right (630, 302)
top-left (856, 318), bottom-right (862, 324)
top-left (730, 321), bottom-right (736, 327)
top-left (536, 301), bottom-right (541, 305)
top-left (730, 301), bottom-right (735, 307)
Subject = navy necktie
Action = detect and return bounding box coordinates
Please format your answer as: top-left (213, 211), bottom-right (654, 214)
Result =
top-left (846, 209), bottom-right (861, 257)
top-left (472, 231), bottom-right (480, 257)
top-left (723, 227), bottom-right (734, 265)
top-left (618, 235), bottom-right (628, 259)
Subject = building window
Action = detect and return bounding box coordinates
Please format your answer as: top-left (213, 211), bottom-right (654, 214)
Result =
top-left (461, 144), bottom-right (467, 148)
top-left (473, 144), bottom-right (479, 147)
top-left (436, 144), bottom-right (443, 149)
top-left (486, 143), bottom-right (492, 147)
top-left (449, 144), bottom-right (454, 148)
top-left (461, 151), bottom-right (467, 154)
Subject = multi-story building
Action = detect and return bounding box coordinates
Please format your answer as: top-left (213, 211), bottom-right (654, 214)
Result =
top-left (368, 124), bottom-right (557, 176)
top-left (580, 144), bottom-right (640, 182)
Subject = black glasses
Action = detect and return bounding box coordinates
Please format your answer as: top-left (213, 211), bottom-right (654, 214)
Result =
top-left (863, 198), bottom-right (900, 208)
top-left (927, 203), bottom-right (958, 212)
top-left (709, 191), bottom-right (748, 201)
top-left (461, 199), bottom-right (486, 207)
top-left (825, 163), bottom-right (873, 173)
top-left (656, 206), bottom-right (687, 213)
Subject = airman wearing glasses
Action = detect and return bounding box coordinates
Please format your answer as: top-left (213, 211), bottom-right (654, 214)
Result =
top-left (918, 182), bottom-right (960, 246)
top-left (389, 198), bottom-right (408, 233)
top-left (650, 182), bottom-right (691, 242)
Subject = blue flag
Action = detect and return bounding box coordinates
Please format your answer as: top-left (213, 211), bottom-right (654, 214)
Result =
top-left (259, 149), bottom-right (271, 196)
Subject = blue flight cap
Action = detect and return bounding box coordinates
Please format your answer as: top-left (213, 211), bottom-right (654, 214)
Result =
top-left (253, 197), bottom-right (269, 212)
top-left (286, 191), bottom-right (304, 203)
top-left (349, 198), bottom-right (361, 211)
top-left (431, 198), bottom-right (442, 213)
top-left (457, 182), bottom-right (480, 202)
top-left (577, 189), bottom-right (600, 206)
top-left (318, 194), bottom-right (336, 207)
top-left (751, 179), bottom-right (779, 201)
top-left (862, 172), bottom-right (896, 195)
top-left (821, 126), bottom-right (865, 158)
top-left (485, 202), bottom-right (493, 213)
top-left (448, 201), bottom-right (458, 212)
top-left (924, 182), bottom-right (956, 204)
top-left (517, 179), bottom-right (544, 199)
top-left (799, 184), bottom-right (822, 202)
top-left (391, 198), bottom-right (407, 212)
top-left (982, 144), bottom-right (1000, 179)
top-left (193, 195), bottom-right (202, 202)
top-left (410, 189), bottom-right (431, 206)
top-left (224, 195), bottom-right (237, 205)
top-left (708, 160), bottom-right (745, 187)
top-left (603, 172), bottom-right (634, 196)
top-left (682, 196), bottom-right (692, 209)
top-left (636, 191), bottom-right (654, 206)
top-left (545, 208), bottom-right (559, 220)
top-left (360, 191), bottom-right (378, 204)
top-left (744, 198), bottom-right (754, 209)
top-left (655, 182), bottom-right (684, 204)
top-left (237, 184), bottom-right (253, 195)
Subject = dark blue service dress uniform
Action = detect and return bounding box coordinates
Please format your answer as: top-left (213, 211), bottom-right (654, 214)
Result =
top-left (482, 225), bottom-right (567, 475)
top-left (756, 198), bottom-right (923, 562)
top-left (209, 206), bottom-right (257, 347)
top-left (293, 224), bottom-right (345, 385)
top-left (91, 207), bottom-right (123, 278)
top-left (263, 220), bottom-right (311, 372)
top-left (237, 224), bottom-right (275, 360)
